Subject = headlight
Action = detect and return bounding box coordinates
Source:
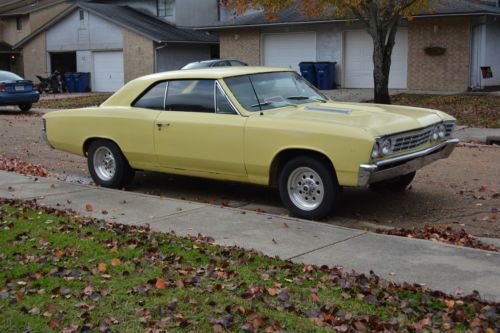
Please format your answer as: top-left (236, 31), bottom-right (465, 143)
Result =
top-left (438, 124), bottom-right (446, 138)
top-left (371, 142), bottom-right (380, 159)
top-left (431, 126), bottom-right (439, 141)
top-left (381, 138), bottom-right (393, 156)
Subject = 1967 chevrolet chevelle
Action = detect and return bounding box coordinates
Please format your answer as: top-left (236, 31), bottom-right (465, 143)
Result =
top-left (43, 67), bottom-right (458, 219)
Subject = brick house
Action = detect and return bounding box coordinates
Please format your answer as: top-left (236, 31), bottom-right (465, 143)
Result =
top-left (199, 0), bottom-right (500, 91)
top-left (0, 0), bottom-right (70, 74)
top-left (12, 0), bottom-right (219, 92)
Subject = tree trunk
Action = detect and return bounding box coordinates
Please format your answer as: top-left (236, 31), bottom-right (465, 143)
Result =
top-left (372, 39), bottom-right (391, 104)
top-left (370, 21), bottom-right (399, 104)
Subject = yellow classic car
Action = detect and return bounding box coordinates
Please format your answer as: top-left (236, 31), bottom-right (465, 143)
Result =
top-left (43, 67), bottom-right (458, 219)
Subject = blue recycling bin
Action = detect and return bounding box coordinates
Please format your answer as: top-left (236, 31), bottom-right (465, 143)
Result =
top-left (299, 62), bottom-right (317, 87)
top-left (64, 73), bottom-right (76, 93)
top-left (315, 62), bottom-right (337, 90)
top-left (75, 72), bottom-right (91, 92)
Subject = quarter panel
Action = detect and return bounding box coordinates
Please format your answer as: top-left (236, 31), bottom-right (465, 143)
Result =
top-left (44, 107), bottom-right (160, 168)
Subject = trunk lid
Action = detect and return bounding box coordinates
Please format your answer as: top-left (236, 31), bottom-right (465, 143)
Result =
top-left (1, 80), bottom-right (34, 93)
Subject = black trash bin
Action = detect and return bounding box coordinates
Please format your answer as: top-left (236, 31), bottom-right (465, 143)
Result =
top-left (315, 62), bottom-right (337, 90)
top-left (299, 62), bottom-right (317, 87)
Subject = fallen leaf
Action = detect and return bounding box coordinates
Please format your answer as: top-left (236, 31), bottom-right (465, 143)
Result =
top-left (267, 288), bottom-right (277, 296)
top-left (97, 262), bottom-right (107, 273)
top-left (283, 222), bottom-right (289, 229)
top-left (311, 292), bottom-right (320, 303)
top-left (48, 318), bottom-right (60, 329)
top-left (111, 258), bottom-right (121, 266)
top-left (85, 203), bottom-right (93, 212)
top-left (156, 278), bottom-right (166, 289)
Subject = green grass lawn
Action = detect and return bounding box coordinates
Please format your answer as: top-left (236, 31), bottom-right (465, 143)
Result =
top-left (390, 94), bottom-right (500, 128)
top-left (0, 199), bottom-right (497, 332)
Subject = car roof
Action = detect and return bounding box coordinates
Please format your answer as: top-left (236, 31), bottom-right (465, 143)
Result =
top-left (102, 67), bottom-right (294, 108)
top-left (137, 66), bottom-right (292, 81)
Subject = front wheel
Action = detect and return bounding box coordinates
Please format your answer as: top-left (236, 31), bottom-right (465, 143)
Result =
top-left (19, 104), bottom-right (32, 112)
top-left (88, 140), bottom-right (135, 188)
top-left (279, 156), bottom-right (341, 220)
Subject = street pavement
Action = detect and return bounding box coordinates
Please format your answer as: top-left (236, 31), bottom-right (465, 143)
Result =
top-left (1, 170), bottom-right (499, 301)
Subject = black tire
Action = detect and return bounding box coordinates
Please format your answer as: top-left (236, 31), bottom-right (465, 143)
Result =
top-left (278, 156), bottom-right (341, 220)
top-left (87, 140), bottom-right (135, 188)
top-left (369, 171), bottom-right (416, 192)
top-left (19, 104), bottom-right (32, 112)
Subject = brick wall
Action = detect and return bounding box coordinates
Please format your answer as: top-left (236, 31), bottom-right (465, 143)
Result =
top-left (123, 29), bottom-right (154, 83)
top-left (22, 32), bottom-right (47, 82)
top-left (408, 17), bottom-right (470, 91)
top-left (219, 29), bottom-right (261, 65)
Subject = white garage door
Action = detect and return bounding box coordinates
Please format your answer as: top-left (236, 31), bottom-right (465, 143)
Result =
top-left (93, 51), bottom-right (124, 92)
top-left (263, 32), bottom-right (316, 72)
top-left (344, 29), bottom-right (408, 88)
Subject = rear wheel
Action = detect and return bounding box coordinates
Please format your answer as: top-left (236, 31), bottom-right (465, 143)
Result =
top-left (369, 171), bottom-right (416, 192)
top-left (19, 104), bottom-right (32, 112)
top-left (88, 140), bottom-right (135, 188)
top-left (279, 156), bottom-right (341, 220)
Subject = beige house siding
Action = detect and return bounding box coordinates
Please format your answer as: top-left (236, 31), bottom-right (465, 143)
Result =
top-left (30, 2), bottom-right (70, 31)
top-left (123, 29), bottom-right (154, 83)
top-left (1, 16), bottom-right (31, 46)
top-left (22, 32), bottom-right (47, 82)
top-left (219, 29), bottom-right (261, 65)
top-left (408, 17), bottom-right (471, 91)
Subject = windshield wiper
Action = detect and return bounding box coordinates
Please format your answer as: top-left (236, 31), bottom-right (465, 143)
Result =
top-left (286, 96), bottom-right (328, 103)
top-left (251, 101), bottom-right (298, 108)
top-left (251, 101), bottom-right (272, 108)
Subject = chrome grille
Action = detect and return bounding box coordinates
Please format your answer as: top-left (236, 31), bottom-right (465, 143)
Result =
top-left (392, 126), bottom-right (434, 153)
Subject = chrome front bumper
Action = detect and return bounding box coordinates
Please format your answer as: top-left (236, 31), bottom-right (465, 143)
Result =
top-left (358, 138), bottom-right (459, 186)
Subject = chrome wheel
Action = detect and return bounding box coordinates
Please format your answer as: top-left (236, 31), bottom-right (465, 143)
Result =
top-left (287, 167), bottom-right (325, 211)
top-left (93, 146), bottom-right (116, 181)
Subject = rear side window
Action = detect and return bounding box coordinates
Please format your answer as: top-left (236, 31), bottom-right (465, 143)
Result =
top-left (165, 80), bottom-right (214, 113)
top-left (133, 81), bottom-right (167, 110)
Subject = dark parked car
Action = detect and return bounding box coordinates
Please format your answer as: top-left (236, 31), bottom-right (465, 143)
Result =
top-left (0, 70), bottom-right (40, 112)
top-left (181, 59), bottom-right (248, 70)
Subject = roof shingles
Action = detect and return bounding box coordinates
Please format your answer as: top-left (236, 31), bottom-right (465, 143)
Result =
top-left (199, 0), bottom-right (500, 29)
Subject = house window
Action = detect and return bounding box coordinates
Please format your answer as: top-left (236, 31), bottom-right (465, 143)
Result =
top-left (79, 10), bottom-right (85, 20)
top-left (16, 17), bottom-right (22, 30)
top-left (157, 0), bottom-right (174, 17)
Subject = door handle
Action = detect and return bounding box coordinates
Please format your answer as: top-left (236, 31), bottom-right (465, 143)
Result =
top-left (156, 122), bottom-right (170, 130)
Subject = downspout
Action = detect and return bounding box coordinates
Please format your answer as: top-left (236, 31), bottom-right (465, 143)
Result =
top-left (154, 42), bottom-right (168, 73)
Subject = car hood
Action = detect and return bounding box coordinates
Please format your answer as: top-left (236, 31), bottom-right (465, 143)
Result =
top-left (259, 101), bottom-right (445, 137)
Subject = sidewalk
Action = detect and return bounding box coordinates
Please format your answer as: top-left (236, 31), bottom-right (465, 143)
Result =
top-left (1, 170), bottom-right (499, 301)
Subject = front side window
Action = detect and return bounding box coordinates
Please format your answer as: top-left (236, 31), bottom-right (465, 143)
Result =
top-left (133, 81), bottom-right (167, 110)
top-left (157, 0), bottom-right (174, 17)
top-left (165, 80), bottom-right (214, 113)
top-left (216, 83), bottom-right (237, 114)
top-left (225, 72), bottom-right (327, 112)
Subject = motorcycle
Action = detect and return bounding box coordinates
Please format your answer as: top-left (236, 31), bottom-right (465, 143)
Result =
top-left (36, 71), bottom-right (65, 93)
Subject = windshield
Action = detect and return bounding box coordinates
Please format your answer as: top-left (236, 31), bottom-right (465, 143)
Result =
top-left (224, 71), bottom-right (328, 112)
top-left (0, 71), bottom-right (23, 81)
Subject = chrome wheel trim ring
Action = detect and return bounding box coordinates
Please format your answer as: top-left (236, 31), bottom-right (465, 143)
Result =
top-left (93, 146), bottom-right (116, 181)
top-left (287, 167), bottom-right (325, 211)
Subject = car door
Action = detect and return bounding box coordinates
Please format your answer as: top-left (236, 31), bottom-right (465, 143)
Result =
top-left (154, 79), bottom-right (247, 177)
